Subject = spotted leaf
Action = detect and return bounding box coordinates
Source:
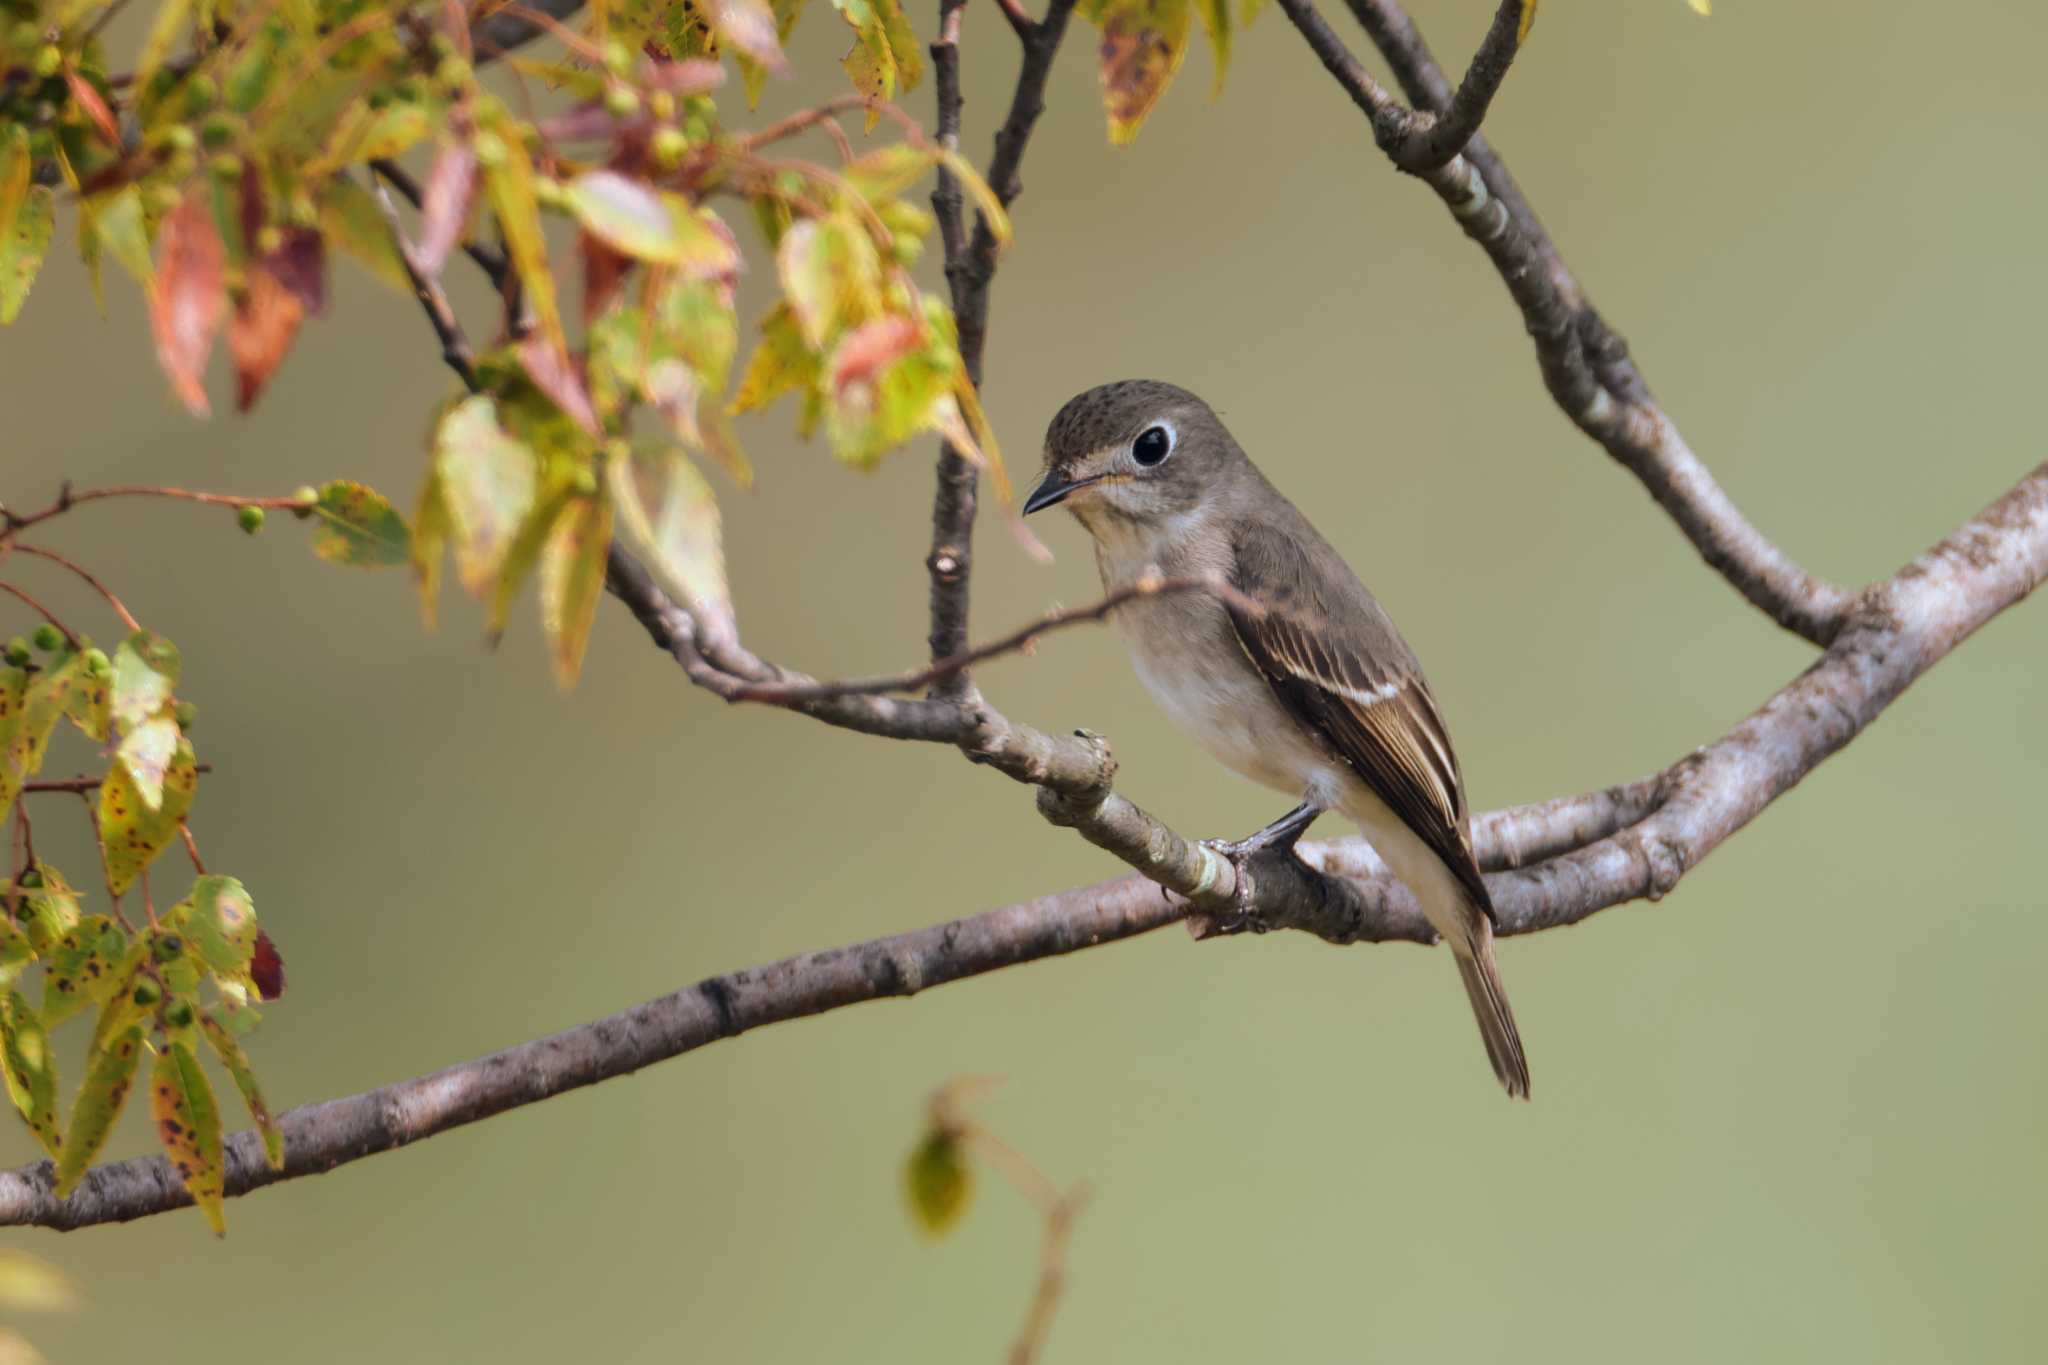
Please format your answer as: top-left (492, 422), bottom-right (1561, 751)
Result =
top-left (151, 1039), bottom-right (226, 1235)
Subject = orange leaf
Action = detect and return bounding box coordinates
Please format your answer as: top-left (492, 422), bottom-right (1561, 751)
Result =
top-left (64, 73), bottom-right (120, 147)
top-left (149, 189), bottom-right (226, 417)
top-left (229, 265), bottom-right (306, 411)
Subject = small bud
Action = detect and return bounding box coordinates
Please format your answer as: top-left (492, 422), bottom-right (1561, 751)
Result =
top-left (435, 54), bottom-right (473, 91)
top-left (648, 90), bottom-right (676, 122)
top-left (17, 868), bottom-right (42, 890)
top-left (651, 127), bottom-right (687, 170)
top-left (472, 129), bottom-right (507, 168)
top-left (131, 978), bottom-right (163, 1008)
top-left (4, 637), bottom-right (29, 666)
top-left (208, 151), bottom-right (243, 180)
top-left (531, 177), bottom-right (567, 209)
top-left (83, 647), bottom-right (110, 678)
top-left (604, 84), bottom-right (641, 121)
top-left (291, 485), bottom-right (319, 519)
top-left (182, 73), bottom-right (218, 114)
top-left (33, 44), bottom-right (60, 79)
top-left (200, 112), bottom-right (237, 149)
top-left (31, 624), bottom-right (62, 652)
top-left (237, 504), bottom-right (266, 535)
top-left (174, 700), bottom-right (199, 731)
top-left (602, 38), bottom-right (633, 76)
top-left (161, 124), bottom-right (198, 154)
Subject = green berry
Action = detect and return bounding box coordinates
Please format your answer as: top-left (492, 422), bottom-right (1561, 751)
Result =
top-left (164, 999), bottom-right (195, 1029)
top-left (237, 504), bottom-right (266, 535)
top-left (648, 90), bottom-right (676, 122)
top-left (472, 130), bottom-right (507, 168)
top-left (33, 44), bottom-right (60, 79)
top-left (209, 151), bottom-right (243, 180)
top-left (435, 54), bottom-right (473, 90)
top-left (651, 127), bottom-right (687, 170)
top-left (200, 112), bottom-right (237, 149)
top-left (604, 84), bottom-right (640, 120)
top-left (182, 73), bottom-right (218, 114)
top-left (174, 700), bottom-right (199, 731)
top-left (602, 38), bottom-right (633, 76)
top-left (83, 647), bottom-right (110, 678)
top-left (131, 978), bottom-right (163, 1007)
top-left (161, 124), bottom-right (198, 154)
top-left (31, 623), bottom-right (62, 652)
top-left (291, 485), bottom-right (319, 519)
top-left (4, 637), bottom-right (29, 666)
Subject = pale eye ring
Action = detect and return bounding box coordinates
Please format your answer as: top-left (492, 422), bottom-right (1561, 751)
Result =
top-left (1131, 424), bottom-right (1174, 467)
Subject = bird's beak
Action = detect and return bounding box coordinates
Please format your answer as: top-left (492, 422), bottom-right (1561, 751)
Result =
top-left (1022, 470), bottom-right (1099, 515)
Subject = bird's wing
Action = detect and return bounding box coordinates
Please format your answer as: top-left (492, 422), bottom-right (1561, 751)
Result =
top-left (1225, 521), bottom-right (1493, 916)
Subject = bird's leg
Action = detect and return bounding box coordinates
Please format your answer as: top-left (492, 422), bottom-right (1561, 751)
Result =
top-left (1198, 801), bottom-right (1324, 932)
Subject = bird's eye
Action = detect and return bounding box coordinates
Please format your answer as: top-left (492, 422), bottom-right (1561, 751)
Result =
top-left (1132, 425), bottom-right (1174, 467)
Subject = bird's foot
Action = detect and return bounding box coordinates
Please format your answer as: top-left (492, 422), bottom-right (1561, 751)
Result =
top-left (1189, 802), bottom-right (1323, 937)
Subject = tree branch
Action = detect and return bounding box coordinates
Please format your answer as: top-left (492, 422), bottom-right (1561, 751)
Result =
top-left (12, 451), bottom-right (2041, 1229)
top-left (1273, 0), bottom-right (1853, 645)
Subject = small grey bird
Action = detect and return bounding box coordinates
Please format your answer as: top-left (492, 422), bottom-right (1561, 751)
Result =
top-left (1024, 380), bottom-right (1530, 1098)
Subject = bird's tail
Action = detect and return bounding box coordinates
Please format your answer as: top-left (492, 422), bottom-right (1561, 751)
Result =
top-left (1451, 921), bottom-right (1531, 1100)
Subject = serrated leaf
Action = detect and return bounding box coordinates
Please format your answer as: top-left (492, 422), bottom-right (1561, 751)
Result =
top-left (605, 447), bottom-right (733, 645)
top-left (117, 716), bottom-right (182, 810)
top-left (201, 1011), bottom-right (282, 1170)
top-left (480, 118), bottom-right (565, 354)
top-left (110, 630), bottom-right (180, 733)
top-left (166, 876), bottom-right (258, 983)
top-left (1, 652), bottom-right (88, 813)
top-left (731, 302), bottom-right (819, 415)
top-left (434, 396), bottom-right (538, 599)
top-left (5, 865), bottom-right (82, 956)
top-left (777, 214), bottom-right (882, 350)
top-left (151, 1040), bottom-right (226, 1235)
top-left (319, 177), bottom-right (411, 293)
top-left (0, 184), bottom-right (54, 326)
top-left (40, 916), bottom-right (128, 1027)
top-left (904, 1129), bottom-right (971, 1234)
top-left (1096, 0), bottom-right (1194, 145)
top-left (309, 480), bottom-right (410, 566)
top-left (52, 1025), bottom-right (142, 1196)
top-left (841, 17), bottom-right (896, 116)
top-left (62, 663), bottom-right (111, 743)
top-left (0, 991), bottom-right (59, 1158)
top-left (99, 738), bottom-right (198, 897)
top-left (148, 189), bottom-right (225, 413)
top-left (539, 495), bottom-right (612, 689)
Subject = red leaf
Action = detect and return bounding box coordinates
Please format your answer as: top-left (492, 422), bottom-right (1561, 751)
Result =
top-left (264, 228), bottom-right (327, 315)
top-left (517, 335), bottom-right (601, 436)
top-left (229, 265), bottom-right (306, 411)
top-left (250, 929), bottom-right (285, 1001)
top-left (645, 58), bottom-right (726, 95)
top-left (417, 143), bottom-right (476, 277)
top-left (831, 314), bottom-right (924, 395)
top-left (580, 231), bottom-right (632, 326)
top-left (64, 72), bottom-right (120, 147)
top-left (149, 189), bottom-right (226, 418)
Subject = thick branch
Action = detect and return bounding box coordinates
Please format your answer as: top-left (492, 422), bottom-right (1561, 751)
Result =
top-left (1276, 0), bottom-right (1852, 644)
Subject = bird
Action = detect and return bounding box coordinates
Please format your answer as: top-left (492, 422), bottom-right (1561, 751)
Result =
top-left (1022, 380), bottom-right (1530, 1098)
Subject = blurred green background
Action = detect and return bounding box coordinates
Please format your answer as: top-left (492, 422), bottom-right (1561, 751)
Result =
top-left (6, 0), bottom-right (2048, 1359)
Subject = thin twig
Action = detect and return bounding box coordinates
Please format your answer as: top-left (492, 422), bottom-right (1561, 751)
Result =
top-left (369, 159), bottom-right (509, 289)
top-left (0, 486), bottom-right (306, 544)
top-left (370, 179), bottom-right (481, 392)
top-left (729, 576), bottom-right (1260, 705)
top-left (4, 545), bottom-right (140, 632)
top-left (21, 765), bottom-right (214, 796)
top-left (0, 583), bottom-right (77, 646)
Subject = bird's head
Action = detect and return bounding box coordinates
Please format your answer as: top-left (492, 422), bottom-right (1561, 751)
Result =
top-left (1023, 380), bottom-right (1243, 536)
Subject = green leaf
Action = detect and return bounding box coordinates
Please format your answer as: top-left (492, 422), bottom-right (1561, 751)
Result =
top-left (842, 145), bottom-right (938, 203)
top-left (117, 716), bottom-right (182, 811)
top-left (1194, 0), bottom-right (1230, 95)
top-left (539, 495), bottom-right (612, 690)
top-left (0, 991), bottom-right (60, 1158)
top-left (877, 0), bottom-right (924, 91)
top-left (319, 178), bottom-right (411, 293)
top-left (434, 397), bottom-right (538, 600)
top-left (202, 1009), bottom-right (283, 1170)
top-left (411, 470), bottom-right (452, 629)
top-left (53, 1025), bottom-right (143, 1197)
top-left (165, 876), bottom-right (258, 984)
top-left (110, 631), bottom-right (180, 733)
top-left (776, 214), bottom-right (882, 350)
top-left (89, 186), bottom-right (156, 287)
top-left (99, 737), bottom-right (198, 897)
top-left (6, 865), bottom-right (83, 956)
top-left (822, 312), bottom-right (953, 468)
top-left (605, 447), bottom-right (732, 643)
top-left (563, 173), bottom-right (741, 277)
top-left (937, 152), bottom-right (1011, 247)
top-left (1094, 0), bottom-right (1194, 145)
top-left (731, 302), bottom-right (820, 416)
top-left (40, 916), bottom-right (129, 1027)
top-left (0, 651), bottom-right (88, 813)
top-left (135, 0), bottom-right (194, 101)
top-left (904, 1129), bottom-right (971, 1235)
top-left (151, 1038), bottom-right (227, 1235)
top-left (0, 184), bottom-right (54, 325)
top-left (63, 658), bottom-right (111, 742)
top-left (309, 480), bottom-right (410, 567)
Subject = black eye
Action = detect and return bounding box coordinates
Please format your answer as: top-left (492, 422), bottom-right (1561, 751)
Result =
top-left (1132, 425), bottom-right (1173, 467)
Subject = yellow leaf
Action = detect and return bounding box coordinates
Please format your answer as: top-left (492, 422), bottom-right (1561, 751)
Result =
top-left (1095, 0), bottom-right (1194, 145)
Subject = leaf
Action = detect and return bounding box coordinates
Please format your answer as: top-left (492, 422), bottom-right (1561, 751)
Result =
top-left (411, 470), bottom-right (451, 628)
top-left (201, 1011), bottom-right (283, 1169)
top-left (319, 177), bottom-right (411, 293)
top-left (539, 496), bottom-right (612, 689)
top-left (605, 447), bottom-right (733, 644)
top-left (1, 652), bottom-right (88, 813)
top-left (117, 717), bottom-right (182, 811)
top-left (417, 142), bottom-right (477, 276)
top-left (563, 171), bottom-right (682, 265)
top-left (98, 737), bottom-right (198, 896)
top-left (777, 214), bottom-right (882, 349)
top-left (1193, 0), bottom-right (1230, 96)
top-left (841, 18), bottom-right (896, 114)
top-left (731, 302), bottom-right (819, 415)
top-left (710, 0), bottom-right (788, 68)
top-left (109, 631), bottom-right (180, 733)
top-left (434, 397), bottom-right (538, 598)
top-left (88, 186), bottom-right (154, 288)
top-left (40, 916), bottom-right (128, 1027)
top-left (150, 189), bottom-right (227, 414)
top-left (52, 1025), bottom-right (142, 1196)
top-left (0, 1250), bottom-right (81, 1312)
top-left (5, 865), bottom-right (83, 956)
top-left (308, 480), bottom-right (410, 567)
top-left (843, 145), bottom-right (938, 203)
top-left (0, 992), bottom-right (59, 1158)
top-left (263, 228), bottom-right (329, 316)
top-left (1686, 0), bottom-right (1709, 15)
top-left (248, 929), bottom-right (285, 1001)
top-left (0, 126), bottom-right (28, 244)
top-left (151, 1040), bottom-right (226, 1235)
top-left (938, 152), bottom-right (1010, 246)
top-left (135, 0), bottom-right (194, 100)
top-left (480, 118), bottom-right (565, 354)
top-left (516, 335), bottom-right (600, 436)
top-left (166, 876), bottom-right (258, 982)
top-left (65, 72), bottom-right (122, 147)
top-left (1096, 0), bottom-right (1194, 145)
top-left (229, 264), bottom-right (307, 411)
top-left (904, 1129), bottom-right (971, 1234)
top-left (0, 185), bottom-right (53, 326)
top-left (878, 0), bottom-right (924, 90)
